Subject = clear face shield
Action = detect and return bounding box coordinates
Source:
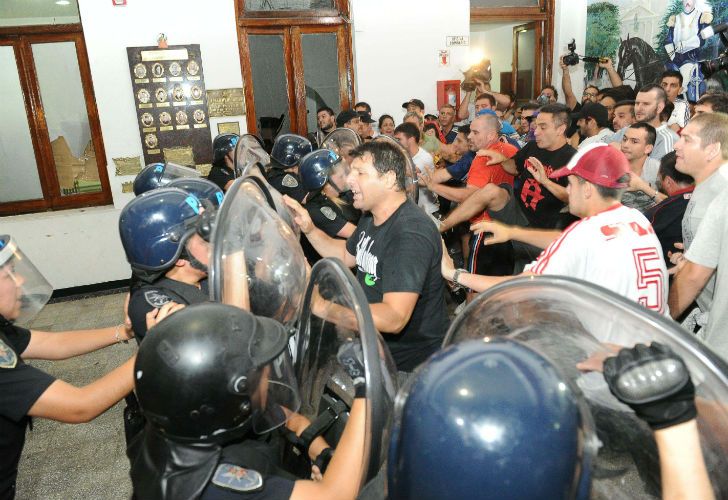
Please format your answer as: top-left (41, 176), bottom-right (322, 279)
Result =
top-left (234, 134), bottom-right (271, 179)
top-left (371, 135), bottom-right (419, 203)
top-left (444, 276), bottom-right (728, 498)
top-left (161, 162), bottom-right (202, 182)
top-left (0, 235), bottom-right (53, 324)
top-left (251, 348), bottom-right (302, 434)
top-left (209, 177), bottom-right (307, 324)
top-left (321, 128), bottom-right (362, 171)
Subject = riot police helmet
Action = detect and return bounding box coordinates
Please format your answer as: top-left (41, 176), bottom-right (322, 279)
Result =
top-left (119, 187), bottom-right (208, 272)
top-left (212, 133), bottom-right (240, 167)
top-left (134, 302), bottom-right (301, 443)
top-left (133, 162), bottom-right (201, 196)
top-left (168, 177), bottom-right (224, 209)
top-left (0, 235), bottom-right (53, 324)
top-left (298, 149), bottom-right (342, 192)
top-left (388, 338), bottom-right (595, 500)
top-left (270, 133), bottom-right (312, 168)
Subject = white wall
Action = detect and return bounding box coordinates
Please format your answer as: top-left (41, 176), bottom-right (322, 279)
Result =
top-left (350, 0), bottom-right (470, 121)
top-left (552, 0), bottom-right (588, 104)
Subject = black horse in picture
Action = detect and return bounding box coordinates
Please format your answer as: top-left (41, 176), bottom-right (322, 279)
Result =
top-left (616, 35), bottom-right (665, 89)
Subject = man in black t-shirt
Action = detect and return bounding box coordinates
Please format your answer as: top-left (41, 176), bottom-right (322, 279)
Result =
top-left (439, 104), bottom-right (577, 271)
top-left (285, 142), bottom-right (449, 372)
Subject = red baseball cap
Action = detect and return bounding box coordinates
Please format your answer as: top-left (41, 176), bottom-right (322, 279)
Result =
top-left (549, 143), bottom-right (630, 188)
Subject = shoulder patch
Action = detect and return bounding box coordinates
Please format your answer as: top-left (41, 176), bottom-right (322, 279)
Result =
top-left (320, 206), bottom-right (337, 221)
top-left (701, 12), bottom-right (713, 24)
top-left (0, 338), bottom-right (18, 369)
top-left (282, 174), bottom-right (299, 188)
top-left (667, 15), bottom-right (675, 27)
top-left (144, 290), bottom-right (172, 308)
top-left (211, 464), bottom-right (263, 492)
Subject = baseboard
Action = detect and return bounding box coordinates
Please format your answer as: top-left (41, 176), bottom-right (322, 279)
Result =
top-left (50, 279), bottom-right (129, 303)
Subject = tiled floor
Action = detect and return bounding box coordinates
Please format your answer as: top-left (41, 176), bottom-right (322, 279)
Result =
top-left (17, 292), bottom-right (134, 499)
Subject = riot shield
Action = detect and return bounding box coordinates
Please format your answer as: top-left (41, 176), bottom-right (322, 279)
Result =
top-left (321, 128), bottom-right (361, 168)
top-left (294, 258), bottom-right (397, 485)
top-left (209, 176), bottom-right (307, 324)
top-left (371, 135), bottom-right (418, 204)
top-left (444, 276), bottom-right (728, 499)
top-left (233, 133), bottom-right (270, 179)
top-left (232, 135), bottom-right (298, 233)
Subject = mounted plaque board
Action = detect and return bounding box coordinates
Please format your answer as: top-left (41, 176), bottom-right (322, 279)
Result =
top-left (127, 44), bottom-right (213, 168)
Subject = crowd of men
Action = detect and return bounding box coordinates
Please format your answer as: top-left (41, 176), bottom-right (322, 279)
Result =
top-left (4, 51), bottom-right (728, 500)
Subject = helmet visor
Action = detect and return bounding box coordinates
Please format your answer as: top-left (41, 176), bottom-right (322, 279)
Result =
top-left (161, 162), bottom-right (202, 183)
top-left (0, 235), bottom-right (53, 324)
top-left (234, 134), bottom-right (270, 179)
top-left (252, 348), bottom-right (302, 434)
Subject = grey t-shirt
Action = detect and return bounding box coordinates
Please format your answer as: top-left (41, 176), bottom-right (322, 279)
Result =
top-left (682, 165), bottom-right (728, 312)
top-left (685, 192), bottom-right (728, 360)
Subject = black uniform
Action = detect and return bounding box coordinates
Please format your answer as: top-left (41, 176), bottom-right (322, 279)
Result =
top-left (0, 316), bottom-right (55, 500)
top-left (127, 278), bottom-right (209, 342)
top-left (265, 168), bottom-right (307, 203)
top-left (129, 426), bottom-right (296, 500)
top-left (302, 191), bottom-right (360, 264)
top-left (644, 187), bottom-right (694, 267)
top-left (208, 164), bottom-right (236, 192)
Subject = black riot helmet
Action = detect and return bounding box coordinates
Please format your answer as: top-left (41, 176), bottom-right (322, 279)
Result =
top-left (270, 133), bottom-right (312, 168)
top-left (299, 149), bottom-right (342, 192)
top-left (212, 133), bottom-right (239, 167)
top-left (134, 303), bottom-right (301, 444)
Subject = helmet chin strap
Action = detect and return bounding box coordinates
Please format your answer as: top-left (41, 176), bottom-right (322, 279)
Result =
top-left (181, 246), bottom-right (208, 274)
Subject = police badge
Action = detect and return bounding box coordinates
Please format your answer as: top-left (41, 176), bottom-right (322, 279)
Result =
top-left (143, 290), bottom-right (172, 308)
top-left (320, 206), bottom-right (336, 221)
top-left (211, 464), bottom-right (263, 492)
top-left (282, 174), bottom-right (299, 188)
top-left (0, 338), bottom-right (18, 369)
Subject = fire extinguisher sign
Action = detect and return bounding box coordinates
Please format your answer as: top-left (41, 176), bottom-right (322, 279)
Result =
top-left (438, 50), bottom-right (450, 67)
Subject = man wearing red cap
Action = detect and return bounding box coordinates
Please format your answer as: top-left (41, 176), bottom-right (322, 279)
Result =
top-left (442, 143), bottom-right (669, 315)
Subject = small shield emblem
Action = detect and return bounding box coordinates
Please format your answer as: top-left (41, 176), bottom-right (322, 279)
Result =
top-left (282, 174), bottom-right (299, 188)
top-left (320, 206), bottom-right (337, 221)
top-left (212, 464), bottom-right (263, 492)
top-left (0, 338), bottom-right (18, 369)
top-left (144, 290), bottom-right (172, 308)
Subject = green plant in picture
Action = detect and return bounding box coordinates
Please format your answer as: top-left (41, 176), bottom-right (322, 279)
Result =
top-left (585, 2), bottom-right (620, 77)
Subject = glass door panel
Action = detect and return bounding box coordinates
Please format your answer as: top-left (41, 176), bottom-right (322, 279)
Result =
top-left (248, 34), bottom-right (291, 146)
top-left (301, 32), bottom-right (340, 135)
top-left (0, 45), bottom-right (43, 203)
top-left (32, 41), bottom-right (100, 196)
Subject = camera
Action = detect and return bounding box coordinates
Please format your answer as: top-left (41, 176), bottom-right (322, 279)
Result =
top-left (563, 39), bottom-right (604, 66)
top-left (461, 59), bottom-right (492, 92)
top-left (701, 55), bottom-right (728, 77)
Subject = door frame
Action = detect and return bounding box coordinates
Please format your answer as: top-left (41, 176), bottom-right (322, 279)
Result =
top-left (512, 21), bottom-right (543, 102)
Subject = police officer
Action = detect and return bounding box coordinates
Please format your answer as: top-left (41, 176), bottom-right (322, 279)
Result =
top-left (0, 235), bottom-right (136, 499)
top-left (168, 177), bottom-right (225, 210)
top-left (120, 187), bottom-right (214, 342)
top-left (299, 149), bottom-right (360, 240)
top-left (207, 133), bottom-right (240, 191)
top-left (128, 302), bottom-right (368, 500)
top-left (265, 134), bottom-right (312, 203)
top-left (133, 161), bottom-right (202, 196)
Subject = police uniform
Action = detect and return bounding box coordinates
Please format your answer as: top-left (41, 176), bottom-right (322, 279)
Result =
top-left (207, 165), bottom-right (235, 192)
top-left (0, 316), bottom-right (55, 499)
top-left (128, 278), bottom-right (209, 342)
top-left (305, 191), bottom-right (359, 239)
top-left (265, 167), bottom-right (307, 203)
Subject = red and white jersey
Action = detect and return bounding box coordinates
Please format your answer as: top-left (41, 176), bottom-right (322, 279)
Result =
top-left (524, 204), bottom-right (669, 315)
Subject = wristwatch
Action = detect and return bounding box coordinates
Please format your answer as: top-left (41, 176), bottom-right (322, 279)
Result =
top-left (452, 268), bottom-right (467, 286)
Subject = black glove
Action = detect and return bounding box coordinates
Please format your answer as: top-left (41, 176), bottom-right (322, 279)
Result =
top-left (337, 340), bottom-right (366, 398)
top-left (603, 342), bottom-right (696, 430)
top-left (313, 447), bottom-right (334, 474)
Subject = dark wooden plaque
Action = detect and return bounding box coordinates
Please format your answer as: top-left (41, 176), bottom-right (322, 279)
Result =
top-left (126, 44), bottom-right (213, 167)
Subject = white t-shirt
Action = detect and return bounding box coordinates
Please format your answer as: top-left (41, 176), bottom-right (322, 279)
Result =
top-left (667, 99), bottom-right (691, 129)
top-left (524, 204), bottom-right (669, 315)
top-left (578, 129), bottom-right (613, 149)
top-left (412, 147), bottom-right (439, 214)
